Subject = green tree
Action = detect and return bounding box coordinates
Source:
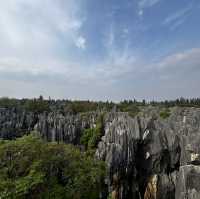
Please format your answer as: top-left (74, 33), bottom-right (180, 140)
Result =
top-left (80, 114), bottom-right (104, 150)
top-left (0, 135), bottom-right (105, 199)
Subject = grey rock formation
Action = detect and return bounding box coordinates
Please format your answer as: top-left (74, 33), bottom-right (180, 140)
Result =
top-left (96, 108), bottom-right (200, 199)
top-left (175, 165), bottom-right (200, 199)
top-left (0, 108), bottom-right (99, 144)
top-left (34, 111), bottom-right (99, 144)
top-left (0, 108), bottom-right (37, 139)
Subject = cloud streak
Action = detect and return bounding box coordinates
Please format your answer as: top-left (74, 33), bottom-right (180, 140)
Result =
top-left (138, 0), bottom-right (161, 15)
top-left (162, 4), bottom-right (193, 30)
top-left (156, 48), bottom-right (200, 75)
top-left (139, 0), bottom-right (161, 9)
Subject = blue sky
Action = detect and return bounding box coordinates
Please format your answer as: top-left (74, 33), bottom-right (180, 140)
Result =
top-left (0, 0), bottom-right (200, 101)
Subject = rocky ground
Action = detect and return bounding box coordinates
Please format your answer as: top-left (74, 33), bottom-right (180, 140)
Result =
top-left (0, 106), bottom-right (200, 199)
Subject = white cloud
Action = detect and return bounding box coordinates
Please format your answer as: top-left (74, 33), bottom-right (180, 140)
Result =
top-left (75, 36), bottom-right (86, 49)
top-left (138, 10), bottom-right (144, 16)
top-left (139, 0), bottom-right (161, 9)
top-left (138, 0), bottom-right (161, 16)
top-left (162, 4), bottom-right (193, 30)
top-left (123, 28), bottom-right (129, 34)
top-left (100, 27), bottom-right (138, 81)
top-left (121, 28), bottom-right (129, 38)
top-left (58, 20), bottom-right (83, 33)
top-left (105, 25), bottom-right (115, 47)
top-left (156, 48), bottom-right (200, 72)
top-left (0, 0), bottom-right (85, 74)
top-left (141, 48), bottom-right (200, 86)
top-left (129, 48), bottom-right (200, 81)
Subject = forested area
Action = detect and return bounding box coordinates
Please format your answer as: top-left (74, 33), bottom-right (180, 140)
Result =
top-left (0, 96), bottom-right (200, 114)
top-left (0, 135), bottom-right (105, 199)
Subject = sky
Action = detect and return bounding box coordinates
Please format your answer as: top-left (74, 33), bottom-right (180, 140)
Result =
top-left (0, 0), bottom-right (200, 101)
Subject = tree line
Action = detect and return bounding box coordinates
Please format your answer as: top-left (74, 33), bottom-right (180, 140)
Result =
top-left (0, 96), bottom-right (200, 114)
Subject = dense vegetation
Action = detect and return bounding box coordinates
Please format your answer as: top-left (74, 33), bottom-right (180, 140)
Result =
top-left (81, 114), bottom-right (104, 150)
top-left (1, 96), bottom-right (200, 115)
top-left (0, 96), bottom-right (50, 113)
top-left (0, 135), bottom-right (105, 199)
top-left (159, 108), bottom-right (171, 119)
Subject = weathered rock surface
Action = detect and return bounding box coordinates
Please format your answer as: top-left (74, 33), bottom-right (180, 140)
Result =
top-left (0, 108), bottom-right (99, 144)
top-left (96, 108), bottom-right (200, 199)
top-left (1, 107), bottom-right (200, 199)
top-left (34, 111), bottom-right (99, 144)
top-left (175, 165), bottom-right (200, 199)
top-left (0, 108), bottom-right (37, 139)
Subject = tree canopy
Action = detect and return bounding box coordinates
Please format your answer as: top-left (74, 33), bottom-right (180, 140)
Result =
top-left (0, 135), bottom-right (105, 199)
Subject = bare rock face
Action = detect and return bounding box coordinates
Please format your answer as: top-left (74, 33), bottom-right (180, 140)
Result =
top-left (34, 112), bottom-right (99, 144)
top-left (96, 108), bottom-right (200, 199)
top-left (175, 165), bottom-right (200, 199)
top-left (0, 108), bottom-right (37, 139)
top-left (96, 112), bottom-right (141, 198)
top-left (0, 108), bottom-right (99, 144)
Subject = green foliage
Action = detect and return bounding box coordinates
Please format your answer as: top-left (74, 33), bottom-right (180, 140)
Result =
top-left (64, 100), bottom-right (115, 114)
top-left (81, 128), bottom-right (94, 148)
top-left (107, 193), bottom-right (112, 199)
top-left (0, 97), bottom-right (18, 108)
top-left (1, 97), bottom-right (200, 114)
top-left (23, 98), bottom-right (50, 113)
top-left (65, 101), bottom-right (98, 114)
top-left (118, 103), bottom-right (140, 118)
top-left (0, 135), bottom-right (105, 199)
top-left (81, 115), bottom-right (104, 150)
top-left (160, 109), bottom-right (171, 119)
top-left (0, 96), bottom-right (50, 113)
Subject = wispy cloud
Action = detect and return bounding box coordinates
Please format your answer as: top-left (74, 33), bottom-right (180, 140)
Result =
top-left (101, 25), bottom-right (138, 81)
top-left (139, 0), bottom-right (161, 9)
top-left (162, 4), bottom-right (193, 30)
top-left (75, 36), bottom-right (86, 49)
top-left (156, 48), bottom-right (200, 72)
top-left (138, 0), bottom-right (161, 16)
top-left (0, 0), bottom-right (85, 74)
top-left (123, 28), bottom-right (129, 34)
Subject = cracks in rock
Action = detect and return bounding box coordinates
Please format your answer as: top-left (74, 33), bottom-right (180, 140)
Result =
top-left (134, 136), bottom-right (181, 199)
top-left (135, 141), bottom-right (150, 199)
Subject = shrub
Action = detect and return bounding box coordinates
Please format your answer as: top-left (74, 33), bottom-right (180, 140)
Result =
top-left (118, 104), bottom-right (140, 118)
top-left (160, 109), bottom-right (171, 119)
top-left (80, 114), bottom-right (104, 150)
top-left (23, 98), bottom-right (50, 113)
top-left (0, 97), bottom-right (18, 108)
